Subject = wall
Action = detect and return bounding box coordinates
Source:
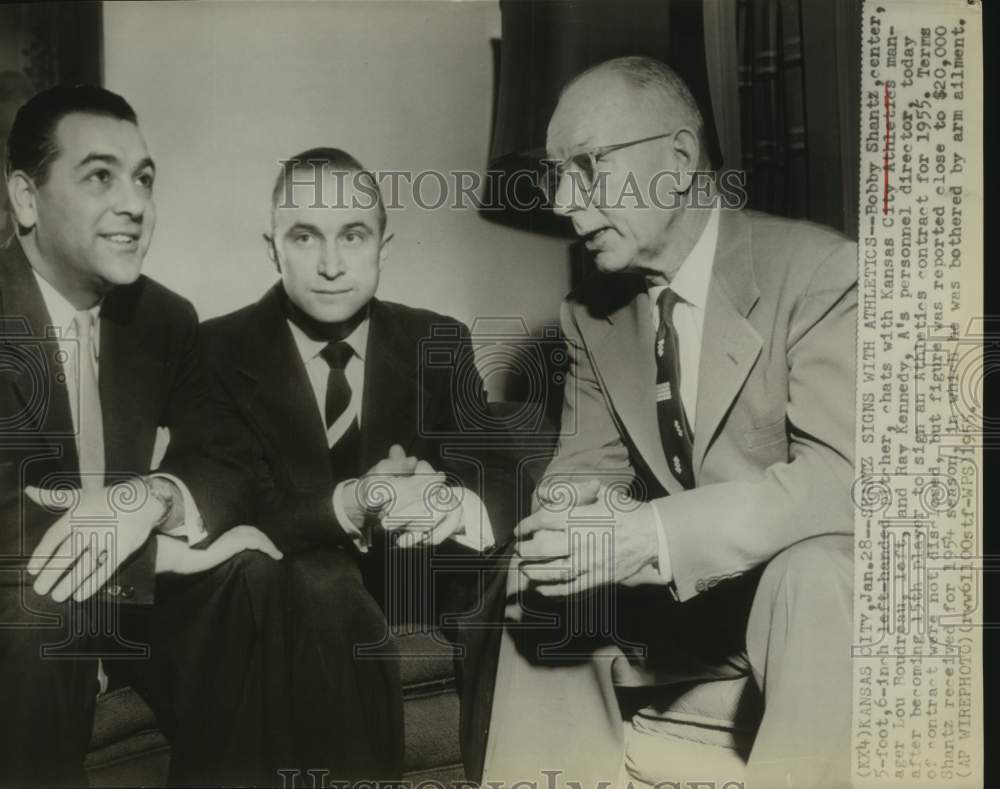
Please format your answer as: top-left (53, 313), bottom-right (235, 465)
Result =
top-left (102, 1), bottom-right (571, 398)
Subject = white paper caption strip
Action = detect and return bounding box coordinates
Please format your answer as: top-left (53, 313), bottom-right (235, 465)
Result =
top-left (854, 1), bottom-right (983, 786)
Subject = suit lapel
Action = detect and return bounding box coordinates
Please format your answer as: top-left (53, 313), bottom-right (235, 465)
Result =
top-left (0, 241), bottom-right (78, 473)
top-left (360, 300), bottom-right (422, 470)
top-left (586, 289), bottom-right (682, 496)
top-left (580, 209), bottom-right (763, 488)
top-left (236, 286), bottom-right (333, 489)
top-left (692, 209), bottom-right (762, 471)
top-left (99, 286), bottom-right (163, 475)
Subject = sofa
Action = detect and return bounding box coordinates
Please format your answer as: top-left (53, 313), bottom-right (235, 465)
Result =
top-left (85, 626), bottom-right (467, 786)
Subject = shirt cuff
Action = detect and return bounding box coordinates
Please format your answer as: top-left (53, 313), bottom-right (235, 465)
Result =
top-left (149, 473), bottom-right (207, 545)
top-left (649, 502), bottom-right (675, 588)
top-left (449, 487), bottom-right (494, 552)
top-left (333, 478), bottom-right (369, 554)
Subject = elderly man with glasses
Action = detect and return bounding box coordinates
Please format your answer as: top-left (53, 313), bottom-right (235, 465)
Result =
top-left (475, 56), bottom-right (857, 789)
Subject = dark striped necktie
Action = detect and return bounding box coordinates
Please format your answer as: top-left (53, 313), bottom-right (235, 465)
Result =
top-left (320, 341), bottom-right (360, 477)
top-left (655, 289), bottom-right (694, 490)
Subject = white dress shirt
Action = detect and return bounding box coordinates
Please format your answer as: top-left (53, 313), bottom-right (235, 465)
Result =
top-left (286, 315), bottom-right (492, 552)
top-left (31, 268), bottom-right (207, 545)
top-left (645, 203), bottom-right (720, 582)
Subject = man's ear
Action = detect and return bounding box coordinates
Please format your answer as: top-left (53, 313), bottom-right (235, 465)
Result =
top-left (669, 128), bottom-right (701, 193)
top-left (262, 233), bottom-right (281, 273)
top-left (378, 232), bottom-right (394, 270)
top-left (7, 170), bottom-right (38, 231)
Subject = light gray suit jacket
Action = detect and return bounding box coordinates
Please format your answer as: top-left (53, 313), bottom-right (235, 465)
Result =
top-left (545, 208), bottom-right (858, 601)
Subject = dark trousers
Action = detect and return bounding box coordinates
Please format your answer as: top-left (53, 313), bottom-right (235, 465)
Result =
top-left (0, 550), bottom-right (288, 788)
top-left (281, 546), bottom-right (404, 784)
top-left (355, 530), bottom-right (513, 786)
top-left (116, 551), bottom-right (291, 787)
top-left (0, 591), bottom-right (99, 787)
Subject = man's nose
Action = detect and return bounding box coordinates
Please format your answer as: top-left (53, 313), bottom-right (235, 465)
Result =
top-left (113, 180), bottom-right (148, 220)
top-left (318, 246), bottom-right (346, 277)
top-left (550, 169), bottom-right (583, 218)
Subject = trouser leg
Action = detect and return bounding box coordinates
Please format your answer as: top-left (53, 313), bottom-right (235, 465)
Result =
top-left (745, 534), bottom-right (854, 789)
top-left (482, 553), bottom-right (762, 789)
top-left (480, 554), bottom-right (631, 789)
top-left (286, 547), bottom-right (403, 783)
top-left (450, 544), bottom-right (512, 783)
top-left (116, 550), bottom-right (291, 787)
top-left (0, 586), bottom-right (99, 787)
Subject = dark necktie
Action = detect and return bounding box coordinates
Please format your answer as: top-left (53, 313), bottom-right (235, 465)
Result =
top-left (320, 341), bottom-right (353, 428)
top-left (655, 289), bottom-right (694, 490)
top-left (320, 341), bottom-right (361, 477)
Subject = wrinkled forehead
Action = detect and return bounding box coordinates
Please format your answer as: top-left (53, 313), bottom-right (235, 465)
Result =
top-left (546, 72), bottom-right (658, 158)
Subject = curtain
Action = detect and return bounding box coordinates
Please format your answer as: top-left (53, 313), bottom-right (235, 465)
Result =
top-left (704, 0), bottom-right (742, 173)
top-left (733, 0), bottom-right (861, 236)
top-left (737, 0), bottom-right (810, 220)
top-left (1, 1), bottom-right (103, 241)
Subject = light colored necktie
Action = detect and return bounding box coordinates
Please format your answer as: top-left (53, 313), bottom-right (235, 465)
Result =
top-left (73, 310), bottom-right (105, 489)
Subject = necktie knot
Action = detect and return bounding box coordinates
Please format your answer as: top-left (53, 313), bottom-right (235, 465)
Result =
top-left (320, 341), bottom-right (353, 370)
top-left (657, 288), bottom-right (682, 325)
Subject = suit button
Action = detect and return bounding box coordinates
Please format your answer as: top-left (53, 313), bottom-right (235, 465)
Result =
top-left (120, 585), bottom-right (135, 598)
top-left (106, 584), bottom-right (122, 597)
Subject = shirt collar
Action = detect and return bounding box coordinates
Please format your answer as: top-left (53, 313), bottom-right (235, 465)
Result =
top-left (31, 267), bottom-right (100, 336)
top-left (648, 202), bottom-right (720, 311)
top-left (288, 312), bottom-right (369, 366)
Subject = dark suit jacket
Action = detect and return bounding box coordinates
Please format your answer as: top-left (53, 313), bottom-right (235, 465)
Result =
top-left (546, 209), bottom-right (858, 601)
top-left (1, 240), bottom-right (254, 605)
top-left (202, 284), bottom-right (506, 556)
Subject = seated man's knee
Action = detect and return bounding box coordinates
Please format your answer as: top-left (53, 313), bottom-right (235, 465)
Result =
top-left (225, 548), bottom-right (286, 582)
top-left (757, 534), bottom-right (852, 610)
top-left (285, 549), bottom-right (367, 600)
top-left (285, 550), bottom-right (388, 640)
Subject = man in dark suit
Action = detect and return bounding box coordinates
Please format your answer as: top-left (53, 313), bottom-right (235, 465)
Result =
top-left (203, 147), bottom-right (504, 782)
top-left (482, 57), bottom-right (856, 788)
top-left (1, 86), bottom-right (284, 786)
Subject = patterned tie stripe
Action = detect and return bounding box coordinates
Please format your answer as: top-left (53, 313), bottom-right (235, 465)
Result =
top-left (654, 289), bottom-right (694, 490)
top-left (320, 341), bottom-right (360, 477)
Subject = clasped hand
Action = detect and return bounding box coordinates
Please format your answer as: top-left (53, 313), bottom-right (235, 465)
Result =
top-left (344, 445), bottom-right (465, 548)
top-left (514, 478), bottom-right (661, 596)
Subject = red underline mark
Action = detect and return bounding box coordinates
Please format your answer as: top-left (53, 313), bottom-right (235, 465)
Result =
top-left (883, 82), bottom-right (891, 216)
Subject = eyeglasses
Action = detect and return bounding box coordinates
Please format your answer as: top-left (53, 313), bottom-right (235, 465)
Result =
top-left (537, 131), bottom-right (677, 204)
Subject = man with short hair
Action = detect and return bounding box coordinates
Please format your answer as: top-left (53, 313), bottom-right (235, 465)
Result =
top-left (0, 70), bottom-right (35, 240)
top-left (202, 147), bottom-right (507, 781)
top-left (482, 56), bottom-right (856, 788)
top-left (1, 85), bottom-right (283, 786)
